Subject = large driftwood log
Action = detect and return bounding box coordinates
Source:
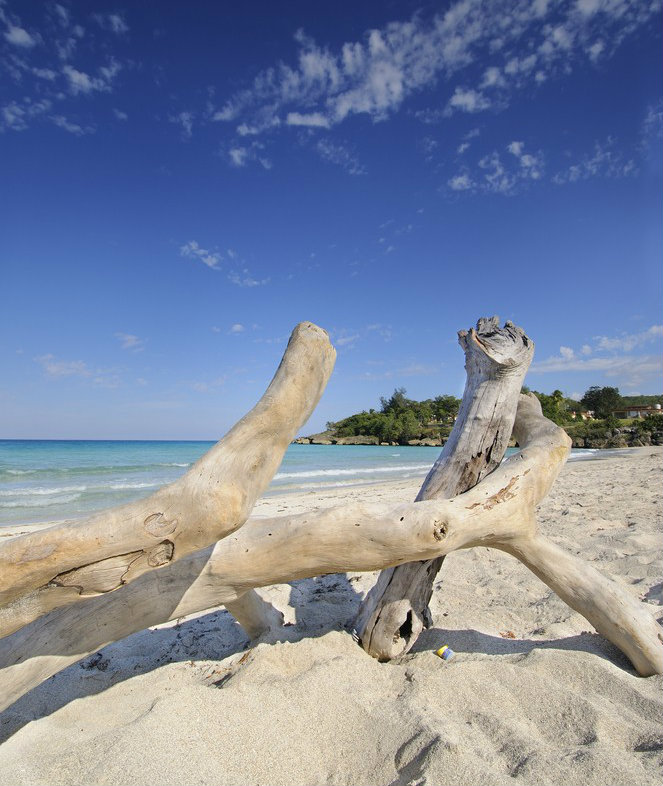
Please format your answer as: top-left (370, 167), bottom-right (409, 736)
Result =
top-left (2, 395), bottom-right (661, 713)
top-left (0, 322), bottom-right (336, 638)
top-left (355, 317), bottom-right (534, 660)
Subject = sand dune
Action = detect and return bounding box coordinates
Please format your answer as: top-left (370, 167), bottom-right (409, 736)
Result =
top-left (0, 448), bottom-right (661, 785)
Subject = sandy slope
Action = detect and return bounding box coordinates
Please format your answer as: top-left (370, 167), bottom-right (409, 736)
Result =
top-left (0, 448), bottom-right (661, 786)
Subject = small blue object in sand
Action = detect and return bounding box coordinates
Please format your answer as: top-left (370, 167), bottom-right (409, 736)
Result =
top-left (435, 645), bottom-right (455, 661)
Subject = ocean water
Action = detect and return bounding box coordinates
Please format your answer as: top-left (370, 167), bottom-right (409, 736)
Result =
top-left (0, 440), bottom-right (599, 527)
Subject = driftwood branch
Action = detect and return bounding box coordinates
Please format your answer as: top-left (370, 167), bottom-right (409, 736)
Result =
top-left (355, 317), bottom-right (534, 660)
top-left (2, 394), bottom-right (660, 713)
top-left (0, 322), bottom-right (336, 638)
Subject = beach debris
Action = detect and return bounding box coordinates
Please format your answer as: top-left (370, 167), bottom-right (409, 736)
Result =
top-left (435, 645), bottom-right (455, 661)
top-left (500, 630), bottom-right (516, 639)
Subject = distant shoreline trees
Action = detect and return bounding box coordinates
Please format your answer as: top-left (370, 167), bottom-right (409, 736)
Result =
top-left (322, 386), bottom-right (662, 445)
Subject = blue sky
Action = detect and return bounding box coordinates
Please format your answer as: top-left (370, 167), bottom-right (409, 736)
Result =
top-left (1, 0), bottom-right (661, 439)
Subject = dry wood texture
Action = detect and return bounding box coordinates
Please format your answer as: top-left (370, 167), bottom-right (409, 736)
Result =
top-left (1, 394), bottom-right (661, 713)
top-left (356, 317), bottom-right (534, 660)
top-left (1, 321), bottom-right (661, 716)
top-left (0, 322), bottom-right (336, 637)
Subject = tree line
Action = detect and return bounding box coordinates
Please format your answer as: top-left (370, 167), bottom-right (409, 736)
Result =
top-left (324, 386), bottom-right (662, 444)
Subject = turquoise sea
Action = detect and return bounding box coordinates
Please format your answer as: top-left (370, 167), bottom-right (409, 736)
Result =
top-left (0, 440), bottom-right (599, 526)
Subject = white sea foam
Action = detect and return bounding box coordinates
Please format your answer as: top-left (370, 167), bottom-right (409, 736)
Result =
top-left (273, 464), bottom-right (432, 480)
top-left (109, 481), bottom-right (161, 490)
top-left (0, 493), bottom-right (82, 508)
top-left (0, 485), bottom-right (87, 497)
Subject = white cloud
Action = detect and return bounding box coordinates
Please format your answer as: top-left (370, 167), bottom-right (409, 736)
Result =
top-left (35, 354), bottom-right (90, 378)
top-left (92, 13), bottom-right (129, 34)
top-left (507, 140), bottom-right (544, 179)
top-left (227, 141), bottom-right (272, 169)
top-left (553, 137), bottom-right (637, 183)
top-left (180, 240), bottom-right (222, 269)
top-left (228, 270), bottom-right (269, 287)
top-left (448, 141), bottom-right (544, 195)
top-left (169, 111), bottom-right (194, 138)
top-left (115, 332), bottom-right (145, 352)
top-left (335, 332), bottom-right (360, 348)
top-left (446, 87), bottom-right (491, 114)
top-left (34, 354), bottom-right (120, 386)
top-left (642, 100), bottom-right (663, 144)
top-left (50, 114), bottom-right (93, 135)
top-left (207, 0), bottom-right (657, 151)
top-left (63, 59), bottom-right (121, 95)
top-left (286, 111), bottom-right (330, 128)
top-left (316, 138), bottom-right (366, 175)
top-left (113, 108), bottom-right (128, 121)
top-left (530, 353), bottom-right (661, 387)
top-left (457, 142), bottom-right (470, 154)
top-left (1, 98), bottom-right (51, 131)
top-left (4, 24), bottom-right (36, 47)
top-left (230, 323), bottom-right (245, 334)
top-left (595, 325), bottom-right (663, 353)
top-left (448, 173), bottom-right (473, 191)
top-left (529, 324), bottom-right (663, 387)
top-left (32, 67), bottom-right (57, 80)
top-left (229, 146), bottom-right (248, 167)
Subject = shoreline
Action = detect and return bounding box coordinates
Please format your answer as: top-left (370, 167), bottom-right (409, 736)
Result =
top-left (0, 446), bottom-right (661, 784)
top-left (3, 446), bottom-right (660, 538)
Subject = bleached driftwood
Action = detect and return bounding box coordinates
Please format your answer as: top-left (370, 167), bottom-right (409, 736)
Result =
top-left (1, 394), bottom-right (661, 713)
top-left (356, 317), bottom-right (534, 660)
top-left (0, 322), bottom-right (336, 638)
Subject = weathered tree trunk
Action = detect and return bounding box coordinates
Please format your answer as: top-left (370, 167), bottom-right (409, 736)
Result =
top-left (1, 394), bottom-right (661, 713)
top-left (355, 317), bottom-right (534, 660)
top-left (0, 322), bottom-right (336, 638)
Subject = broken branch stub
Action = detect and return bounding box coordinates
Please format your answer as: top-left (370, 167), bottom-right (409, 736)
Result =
top-left (0, 322), bottom-right (336, 638)
top-left (355, 317), bottom-right (534, 661)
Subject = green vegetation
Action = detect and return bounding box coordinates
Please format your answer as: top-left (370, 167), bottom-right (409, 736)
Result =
top-left (322, 385), bottom-right (662, 446)
top-left (326, 387), bottom-right (460, 444)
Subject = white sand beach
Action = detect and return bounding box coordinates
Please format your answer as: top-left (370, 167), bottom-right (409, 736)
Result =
top-left (0, 447), bottom-right (661, 786)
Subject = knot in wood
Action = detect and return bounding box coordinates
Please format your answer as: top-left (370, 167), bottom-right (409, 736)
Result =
top-left (147, 540), bottom-right (174, 567)
top-left (144, 512), bottom-right (178, 537)
top-left (433, 521), bottom-right (448, 541)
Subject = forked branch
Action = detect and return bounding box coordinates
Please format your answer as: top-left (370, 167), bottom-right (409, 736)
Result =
top-left (1, 393), bottom-right (660, 714)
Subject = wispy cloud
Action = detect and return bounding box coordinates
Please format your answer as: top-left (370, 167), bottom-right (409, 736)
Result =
top-left (229, 323), bottom-right (245, 334)
top-left (227, 269), bottom-right (269, 287)
top-left (34, 354), bottom-right (120, 387)
top-left (553, 137), bottom-right (637, 184)
top-left (180, 240), bottom-right (222, 269)
top-left (227, 140), bottom-right (272, 169)
top-left (4, 24), bottom-right (37, 47)
top-left (447, 141), bottom-right (543, 195)
top-left (0, 3), bottom-right (126, 133)
top-left (315, 138), bottom-right (366, 175)
top-left (529, 324), bottom-right (663, 388)
top-left (169, 110), bottom-right (194, 139)
top-left (445, 87), bottom-right (491, 115)
top-left (50, 113), bottom-right (93, 135)
top-left (210, 0), bottom-right (657, 150)
top-left (62, 60), bottom-right (121, 95)
top-left (35, 354), bottom-right (90, 378)
top-left (92, 13), bottom-right (129, 35)
top-left (115, 332), bottom-right (145, 352)
top-left (595, 325), bottom-right (663, 353)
